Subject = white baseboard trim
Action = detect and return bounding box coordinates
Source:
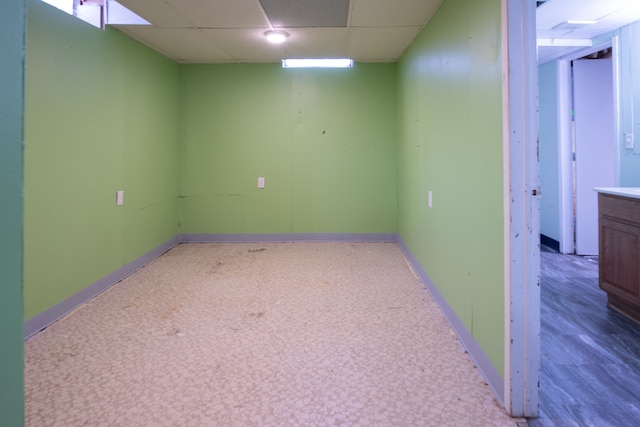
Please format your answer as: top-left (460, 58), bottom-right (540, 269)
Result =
top-left (396, 235), bottom-right (504, 405)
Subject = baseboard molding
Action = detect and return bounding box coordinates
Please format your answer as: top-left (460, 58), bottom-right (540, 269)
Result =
top-left (24, 236), bottom-right (179, 339)
top-left (540, 234), bottom-right (560, 252)
top-left (396, 236), bottom-right (505, 405)
top-left (24, 231), bottom-right (505, 407)
top-left (24, 233), bottom-right (394, 338)
top-left (179, 233), bottom-right (398, 243)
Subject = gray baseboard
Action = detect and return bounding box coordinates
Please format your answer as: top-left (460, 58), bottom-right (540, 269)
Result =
top-left (396, 235), bottom-right (504, 405)
top-left (24, 233), bottom-right (394, 338)
top-left (179, 233), bottom-right (398, 243)
top-left (24, 236), bottom-right (179, 339)
top-left (540, 233), bottom-right (560, 252)
top-left (24, 231), bottom-right (504, 407)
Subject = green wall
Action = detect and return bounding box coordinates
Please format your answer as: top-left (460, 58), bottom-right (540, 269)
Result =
top-left (24, 0), bottom-right (180, 319)
top-left (179, 64), bottom-right (398, 234)
top-left (23, 0), bottom-right (505, 388)
top-left (397, 0), bottom-right (505, 373)
top-left (24, 2), bottom-right (397, 322)
top-left (538, 62), bottom-right (561, 242)
top-left (0, 0), bottom-right (25, 423)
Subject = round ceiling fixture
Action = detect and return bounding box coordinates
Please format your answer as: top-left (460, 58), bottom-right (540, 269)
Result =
top-left (264, 30), bottom-right (289, 44)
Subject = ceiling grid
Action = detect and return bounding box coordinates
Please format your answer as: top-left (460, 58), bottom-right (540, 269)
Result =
top-left (109, 0), bottom-right (640, 64)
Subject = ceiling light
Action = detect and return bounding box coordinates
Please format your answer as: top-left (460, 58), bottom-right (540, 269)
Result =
top-left (552, 20), bottom-right (598, 31)
top-left (537, 38), bottom-right (593, 47)
top-left (282, 58), bottom-right (354, 68)
top-left (264, 30), bottom-right (289, 44)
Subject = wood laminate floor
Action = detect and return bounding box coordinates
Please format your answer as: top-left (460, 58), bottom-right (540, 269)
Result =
top-left (530, 246), bottom-right (640, 426)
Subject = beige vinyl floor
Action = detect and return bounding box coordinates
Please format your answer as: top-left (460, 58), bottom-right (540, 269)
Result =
top-left (25, 242), bottom-right (520, 426)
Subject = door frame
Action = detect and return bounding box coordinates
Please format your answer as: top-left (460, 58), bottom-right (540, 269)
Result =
top-left (503, 0), bottom-right (540, 417)
top-left (557, 40), bottom-right (620, 254)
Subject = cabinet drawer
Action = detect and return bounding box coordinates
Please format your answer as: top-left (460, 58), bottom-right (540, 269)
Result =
top-left (599, 193), bottom-right (640, 224)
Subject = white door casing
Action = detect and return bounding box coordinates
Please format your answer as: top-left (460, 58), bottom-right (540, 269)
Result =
top-left (503, 0), bottom-right (541, 417)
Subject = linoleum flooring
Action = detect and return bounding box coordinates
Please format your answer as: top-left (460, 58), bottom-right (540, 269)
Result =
top-left (25, 242), bottom-right (518, 426)
top-left (530, 246), bottom-right (640, 426)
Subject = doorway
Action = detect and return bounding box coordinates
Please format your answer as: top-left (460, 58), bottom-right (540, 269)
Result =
top-left (534, 41), bottom-right (623, 424)
top-left (573, 50), bottom-right (617, 255)
top-left (557, 43), bottom-right (619, 255)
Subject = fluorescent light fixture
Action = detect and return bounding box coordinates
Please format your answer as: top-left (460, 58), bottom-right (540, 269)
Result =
top-left (282, 58), bottom-right (354, 68)
top-left (565, 20), bottom-right (597, 25)
top-left (537, 38), bottom-right (593, 47)
top-left (552, 20), bottom-right (597, 31)
top-left (265, 30), bottom-right (289, 44)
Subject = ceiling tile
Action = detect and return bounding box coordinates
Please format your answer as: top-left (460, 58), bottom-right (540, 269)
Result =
top-left (116, 0), bottom-right (192, 27)
top-left (200, 29), bottom-right (288, 62)
top-left (283, 28), bottom-right (350, 58)
top-left (111, 0), bottom-right (443, 62)
top-left (259, 0), bottom-right (349, 28)
top-left (166, 0), bottom-right (271, 29)
top-left (116, 27), bottom-right (234, 63)
top-left (349, 0), bottom-right (443, 27)
top-left (348, 27), bottom-right (420, 61)
top-left (111, 0), bottom-right (640, 65)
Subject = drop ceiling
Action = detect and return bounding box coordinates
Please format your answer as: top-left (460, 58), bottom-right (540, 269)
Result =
top-left (111, 0), bottom-right (444, 63)
top-left (109, 0), bottom-right (640, 65)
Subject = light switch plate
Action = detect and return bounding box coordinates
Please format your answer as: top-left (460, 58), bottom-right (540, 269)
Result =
top-left (116, 190), bottom-right (124, 206)
top-left (625, 133), bottom-right (634, 149)
top-left (258, 177), bottom-right (265, 189)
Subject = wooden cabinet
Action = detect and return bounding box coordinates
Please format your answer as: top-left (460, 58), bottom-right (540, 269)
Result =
top-left (598, 192), bottom-right (640, 321)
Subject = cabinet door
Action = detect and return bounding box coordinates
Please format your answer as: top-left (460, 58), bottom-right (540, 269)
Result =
top-left (599, 217), bottom-right (640, 302)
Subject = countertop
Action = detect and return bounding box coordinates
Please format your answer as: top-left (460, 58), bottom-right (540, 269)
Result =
top-left (594, 187), bottom-right (640, 200)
